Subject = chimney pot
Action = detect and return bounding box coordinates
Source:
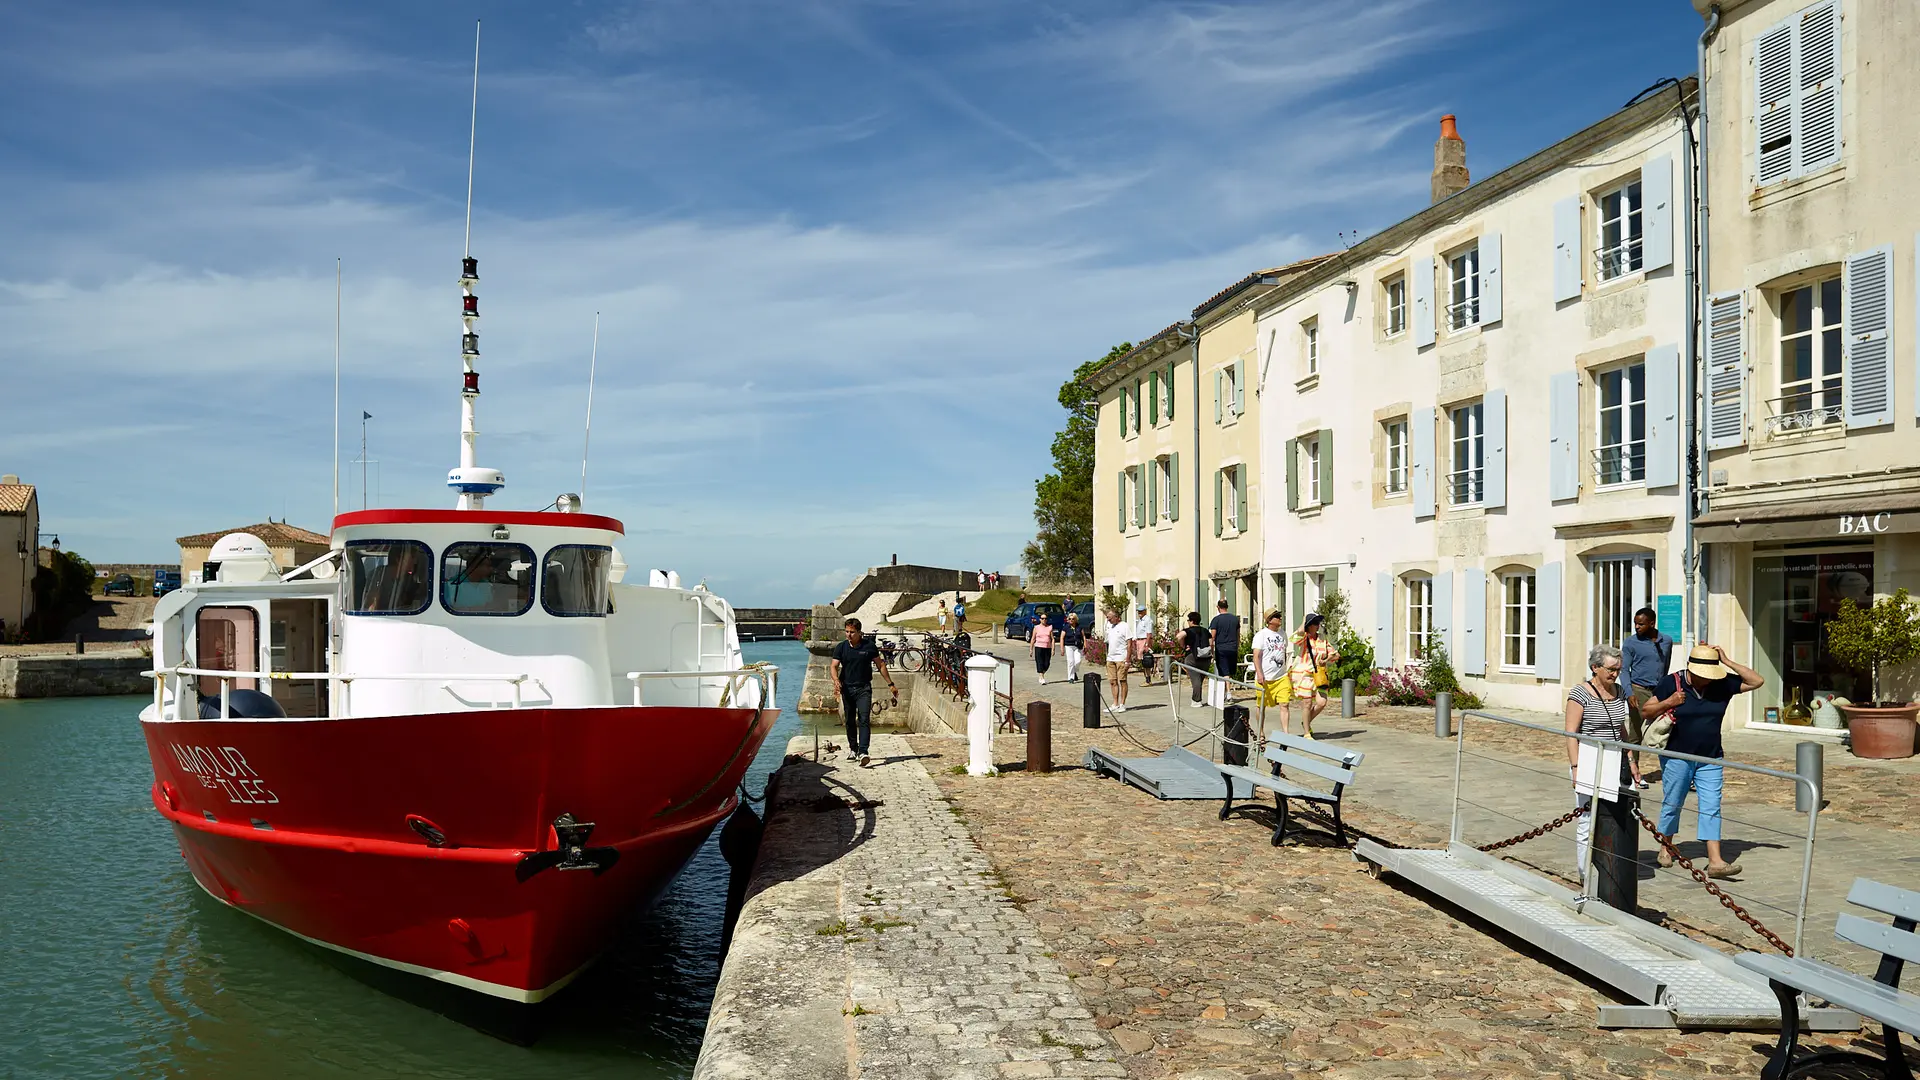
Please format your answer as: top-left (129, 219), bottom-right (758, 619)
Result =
top-left (1, 475), bottom-right (17, 485)
top-left (1439, 114), bottom-right (1462, 142)
top-left (1431, 114), bottom-right (1470, 203)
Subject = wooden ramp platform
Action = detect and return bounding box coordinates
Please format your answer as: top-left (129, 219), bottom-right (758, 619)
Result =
top-left (1084, 745), bottom-right (1252, 801)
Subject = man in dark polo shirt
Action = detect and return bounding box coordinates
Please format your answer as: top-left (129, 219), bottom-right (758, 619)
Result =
top-left (830, 617), bottom-right (896, 768)
top-left (1641, 643), bottom-right (1763, 879)
top-left (1208, 600), bottom-right (1241, 681)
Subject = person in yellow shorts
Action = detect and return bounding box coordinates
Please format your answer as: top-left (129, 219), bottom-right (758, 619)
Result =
top-left (1250, 610), bottom-right (1290, 743)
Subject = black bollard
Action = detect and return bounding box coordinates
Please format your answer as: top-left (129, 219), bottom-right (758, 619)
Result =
top-left (74, 633), bottom-right (85, 656)
top-left (1589, 793), bottom-right (1640, 911)
top-left (1082, 672), bottom-right (1102, 728)
top-left (1221, 704), bottom-right (1251, 767)
top-left (1026, 701), bottom-right (1052, 773)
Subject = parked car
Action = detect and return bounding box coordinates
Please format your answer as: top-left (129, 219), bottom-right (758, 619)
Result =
top-left (1003, 601), bottom-right (1066, 641)
top-left (103, 573), bottom-right (137, 597)
top-left (153, 569), bottom-right (182, 598)
top-left (1071, 600), bottom-right (1096, 627)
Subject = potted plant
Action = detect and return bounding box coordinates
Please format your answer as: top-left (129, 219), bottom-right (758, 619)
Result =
top-left (1825, 587), bottom-right (1920, 758)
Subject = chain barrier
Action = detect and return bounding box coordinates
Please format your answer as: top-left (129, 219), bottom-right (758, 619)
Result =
top-left (1630, 807), bottom-right (1795, 956)
top-left (1475, 806), bottom-right (1588, 853)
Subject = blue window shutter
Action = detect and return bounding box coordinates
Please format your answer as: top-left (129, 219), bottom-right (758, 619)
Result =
top-left (1480, 231), bottom-right (1503, 325)
top-left (1411, 407), bottom-right (1436, 518)
top-left (1234, 359), bottom-right (1247, 416)
top-left (1642, 154), bottom-right (1674, 273)
top-left (1168, 452), bottom-right (1180, 522)
top-left (1413, 257), bottom-right (1435, 348)
top-left (1373, 572), bottom-right (1394, 669)
top-left (1433, 571), bottom-right (1454, 660)
top-left (1796, 2), bottom-right (1841, 175)
top-left (1548, 371), bottom-right (1580, 500)
top-left (1844, 246), bottom-right (1894, 430)
top-left (1536, 562), bottom-right (1564, 680)
top-left (1461, 567), bottom-right (1486, 677)
top-left (1553, 197), bottom-right (1582, 302)
top-left (1483, 389), bottom-right (1507, 509)
top-left (1754, 19), bottom-right (1795, 185)
top-left (1705, 291), bottom-right (1747, 449)
top-left (1644, 344), bottom-right (1681, 488)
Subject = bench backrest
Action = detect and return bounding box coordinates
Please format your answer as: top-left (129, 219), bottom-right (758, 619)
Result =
top-left (1849, 878), bottom-right (1920, 924)
top-left (1840, 878), bottom-right (1920, 989)
top-left (1262, 732), bottom-right (1363, 788)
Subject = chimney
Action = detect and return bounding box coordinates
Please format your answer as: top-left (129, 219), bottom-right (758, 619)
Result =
top-left (1431, 114), bottom-right (1470, 203)
top-left (1, 475), bottom-right (17, 485)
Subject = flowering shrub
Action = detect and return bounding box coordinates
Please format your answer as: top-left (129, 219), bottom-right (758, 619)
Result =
top-left (1370, 643), bottom-right (1483, 709)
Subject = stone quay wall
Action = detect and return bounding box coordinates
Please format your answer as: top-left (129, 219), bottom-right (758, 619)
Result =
top-left (830, 564), bottom-right (1021, 616)
top-left (1, 655), bottom-right (150, 698)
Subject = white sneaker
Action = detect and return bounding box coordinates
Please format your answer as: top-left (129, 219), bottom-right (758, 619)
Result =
top-left (1038, 676), bottom-right (1046, 684)
top-left (1113, 703), bottom-right (1127, 713)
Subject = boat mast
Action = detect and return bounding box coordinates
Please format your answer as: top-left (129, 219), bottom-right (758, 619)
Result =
top-left (448, 19), bottom-right (504, 509)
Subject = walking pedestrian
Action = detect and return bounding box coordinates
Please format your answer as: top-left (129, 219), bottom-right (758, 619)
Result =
top-left (1564, 644), bottom-right (1638, 886)
top-left (1283, 613), bottom-right (1339, 739)
top-left (952, 593), bottom-right (967, 631)
top-left (1208, 600), bottom-right (1240, 684)
top-left (1132, 604), bottom-right (1156, 685)
top-left (1250, 611), bottom-right (1289, 744)
top-left (1061, 612), bottom-right (1085, 681)
top-left (1621, 606), bottom-right (1674, 788)
top-left (1640, 643), bottom-right (1764, 879)
top-left (936, 599), bottom-right (949, 633)
top-left (977, 569), bottom-right (987, 593)
top-left (1180, 611), bottom-right (1212, 706)
top-left (1103, 608), bottom-right (1131, 712)
top-left (1031, 615), bottom-right (1055, 684)
top-left (829, 617), bottom-right (896, 768)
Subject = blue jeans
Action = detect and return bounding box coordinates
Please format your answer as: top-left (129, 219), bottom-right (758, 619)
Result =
top-left (840, 684), bottom-right (872, 756)
top-left (1657, 758), bottom-right (1724, 842)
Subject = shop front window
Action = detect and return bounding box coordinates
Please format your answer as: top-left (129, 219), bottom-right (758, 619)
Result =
top-left (1752, 552), bottom-right (1874, 714)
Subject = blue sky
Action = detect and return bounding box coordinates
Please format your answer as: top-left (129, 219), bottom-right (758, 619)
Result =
top-left (0, 1), bottom-right (1704, 604)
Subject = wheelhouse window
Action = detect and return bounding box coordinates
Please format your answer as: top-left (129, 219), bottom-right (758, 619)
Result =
top-left (1596, 361), bottom-right (1647, 485)
top-left (441, 542), bottom-right (535, 616)
top-left (1596, 178), bottom-right (1644, 281)
top-left (542, 545), bottom-right (613, 617)
top-left (343, 539), bottom-right (434, 616)
top-left (1773, 276), bottom-right (1843, 433)
top-left (1447, 245), bottom-right (1481, 331)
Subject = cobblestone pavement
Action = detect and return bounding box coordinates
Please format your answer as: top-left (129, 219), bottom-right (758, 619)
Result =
top-left (776, 731), bottom-right (1123, 1079)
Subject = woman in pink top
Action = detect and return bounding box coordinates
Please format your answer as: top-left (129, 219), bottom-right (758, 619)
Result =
top-left (1031, 617), bottom-right (1056, 684)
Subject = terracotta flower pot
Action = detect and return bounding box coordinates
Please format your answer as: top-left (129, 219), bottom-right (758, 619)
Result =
top-left (1840, 702), bottom-right (1920, 759)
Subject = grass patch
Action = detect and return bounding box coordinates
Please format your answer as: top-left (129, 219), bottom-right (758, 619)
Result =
top-left (946, 765), bottom-right (967, 775)
top-left (815, 920), bottom-right (850, 936)
top-left (843, 1003), bottom-right (871, 1017)
top-left (857, 914), bottom-right (912, 933)
top-left (1036, 1031), bottom-right (1088, 1059)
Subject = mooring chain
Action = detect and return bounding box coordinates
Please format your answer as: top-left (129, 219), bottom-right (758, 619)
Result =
top-left (1630, 808), bottom-right (1794, 956)
top-left (1476, 806), bottom-right (1588, 853)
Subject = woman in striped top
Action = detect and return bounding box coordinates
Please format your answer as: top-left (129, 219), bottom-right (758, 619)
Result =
top-left (1564, 644), bottom-right (1643, 885)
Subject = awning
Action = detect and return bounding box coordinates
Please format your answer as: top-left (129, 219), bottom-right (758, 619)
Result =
top-left (1693, 492), bottom-right (1920, 544)
top-left (1208, 564), bottom-right (1261, 581)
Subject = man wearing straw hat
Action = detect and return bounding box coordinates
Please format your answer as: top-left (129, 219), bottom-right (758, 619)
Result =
top-left (1640, 642), bottom-right (1764, 879)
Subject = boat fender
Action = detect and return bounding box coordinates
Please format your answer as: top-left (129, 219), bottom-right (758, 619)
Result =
top-left (718, 803), bottom-right (764, 872)
top-left (406, 814), bottom-right (452, 848)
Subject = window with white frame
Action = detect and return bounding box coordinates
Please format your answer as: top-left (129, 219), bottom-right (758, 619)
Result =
top-left (1385, 419), bottom-right (1409, 495)
top-left (1386, 275), bottom-right (1407, 337)
top-left (1125, 466), bottom-right (1140, 528)
top-left (1303, 318), bottom-right (1319, 377)
top-left (1589, 554), bottom-right (1653, 653)
top-left (1305, 437), bottom-right (1321, 505)
top-left (1449, 402), bottom-right (1485, 505)
top-left (1406, 575), bottom-right (1434, 659)
top-left (1447, 245), bottom-right (1481, 331)
top-left (1222, 465), bottom-right (1240, 531)
top-left (1774, 275), bottom-right (1844, 432)
top-left (1221, 365), bottom-right (1240, 420)
top-left (1596, 177), bottom-right (1644, 281)
top-left (1596, 361), bottom-right (1647, 485)
top-left (1502, 571), bottom-right (1538, 672)
top-left (1154, 456), bottom-right (1173, 523)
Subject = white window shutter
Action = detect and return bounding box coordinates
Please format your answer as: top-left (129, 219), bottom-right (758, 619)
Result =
top-left (1705, 291), bottom-right (1748, 449)
top-left (1644, 344), bottom-right (1682, 488)
top-left (1483, 388), bottom-right (1507, 509)
top-left (1553, 196), bottom-right (1582, 303)
top-left (1411, 406), bottom-right (1436, 518)
top-left (1433, 571), bottom-right (1454, 660)
top-left (1374, 571), bottom-right (1394, 670)
top-left (1233, 359), bottom-right (1246, 415)
top-left (1796, 2), bottom-right (1841, 174)
top-left (1480, 232), bottom-right (1502, 324)
top-left (1413, 257), bottom-right (1435, 348)
top-left (1754, 19), bottom-right (1796, 185)
top-left (1642, 153), bottom-right (1674, 273)
top-left (1536, 562), bottom-right (1563, 680)
top-left (1844, 246), bottom-right (1894, 429)
top-left (1548, 371), bottom-right (1580, 501)
top-left (1461, 567), bottom-right (1486, 677)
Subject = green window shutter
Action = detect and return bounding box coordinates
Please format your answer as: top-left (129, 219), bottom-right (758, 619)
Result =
top-left (1234, 359), bottom-right (1247, 415)
top-left (1285, 439), bottom-right (1299, 511)
top-left (1164, 362), bottom-right (1175, 421)
top-left (1214, 470), bottom-right (1224, 537)
top-left (1134, 466), bottom-right (1146, 527)
top-left (1117, 388), bottom-right (1127, 437)
top-left (1133, 379), bottom-right (1143, 432)
top-left (1236, 469), bottom-right (1248, 532)
top-left (1324, 566), bottom-right (1339, 605)
top-left (1168, 578), bottom-right (1179, 612)
top-left (1318, 428), bottom-right (1334, 507)
top-left (1214, 371), bottom-right (1223, 424)
top-left (1148, 460), bottom-right (1158, 522)
top-left (1292, 571), bottom-right (1306, 627)
top-left (1168, 452), bottom-right (1180, 521)
top-left (1148, 372), bottom-right (1159, 426)
top-left (1118, 471), bottom-right (1127, 532)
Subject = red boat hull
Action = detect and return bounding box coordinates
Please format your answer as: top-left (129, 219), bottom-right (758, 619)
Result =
top-left (139, 704), bottom-right (779, 1001)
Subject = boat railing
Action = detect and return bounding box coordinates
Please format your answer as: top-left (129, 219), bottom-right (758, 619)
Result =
top-left (144, 665), bottom-right (543, 720)
top-left (625, 665), bottom-right (778, 708)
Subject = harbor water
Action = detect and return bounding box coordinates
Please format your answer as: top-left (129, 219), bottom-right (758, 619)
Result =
top-left (0, 639), bottom-right (808, 1080)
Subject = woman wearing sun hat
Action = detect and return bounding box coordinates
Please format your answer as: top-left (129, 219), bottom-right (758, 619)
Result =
top-left (1640, 642), bottom-right (1764, 879)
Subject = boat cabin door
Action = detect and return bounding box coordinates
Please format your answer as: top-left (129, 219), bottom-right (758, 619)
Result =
top-left (268, 598), bottom-right (329, 717)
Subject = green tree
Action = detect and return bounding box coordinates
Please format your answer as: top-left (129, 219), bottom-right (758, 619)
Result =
top-left (1023, 343), bottom-right (1130, 585)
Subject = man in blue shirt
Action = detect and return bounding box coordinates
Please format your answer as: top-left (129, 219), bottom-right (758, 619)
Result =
top-left (1620, 606), bottom-right (1673, 785)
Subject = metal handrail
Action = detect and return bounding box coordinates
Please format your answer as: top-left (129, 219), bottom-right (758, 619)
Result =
top-left (1455, 709), bottom-right (1818, 956)
top-left (1590, 443), bottom-right (1647, 483)
top-left (145, 664), bottom-right (538, 720)
top-left (1444, 296), bottom-right (1480, 329)
top-left (1446, 468), bottom-right (1484, 503)
top-left (1594, 240), bottom-right (1644, 279)
top-left (626, 665), bottom-right (778, 707)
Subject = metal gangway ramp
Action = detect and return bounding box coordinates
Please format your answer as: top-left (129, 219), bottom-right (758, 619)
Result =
top-left (1085, 744), bottom-right (1252, 800)
top-left (1355, 710), bottom-right (1858, 1033)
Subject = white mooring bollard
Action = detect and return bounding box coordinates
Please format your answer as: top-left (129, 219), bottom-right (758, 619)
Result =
top-left (965, 654), bottom-right (999, 776)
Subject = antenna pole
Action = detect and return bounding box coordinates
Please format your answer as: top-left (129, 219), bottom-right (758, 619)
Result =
top-left (361, 412), bottom-right (369, 510)
top-left (333, 258), bottom-right (341, 521)
top-left (582, 312), bottom-right (599, 504)
top-left (448, 19), bottom-right (501, 510)
top-left (463, 21), bottom-right (480, 258)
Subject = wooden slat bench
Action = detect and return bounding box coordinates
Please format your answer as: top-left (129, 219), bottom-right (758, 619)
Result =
top-left (1213, 731), bottom-right (1364, 846)
top-left (1735, 877), bottom-right (1920, 1079)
